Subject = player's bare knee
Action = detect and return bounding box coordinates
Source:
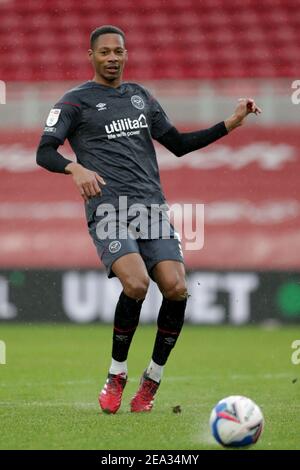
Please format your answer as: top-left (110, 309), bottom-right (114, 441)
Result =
top-left (123, 276), bottom-right (150, 300)
top-left (162, 280), bottom-right (188, 301)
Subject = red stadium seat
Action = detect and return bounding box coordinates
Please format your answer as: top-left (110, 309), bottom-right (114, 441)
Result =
top-left (0, 0), bottom-right (298, 80)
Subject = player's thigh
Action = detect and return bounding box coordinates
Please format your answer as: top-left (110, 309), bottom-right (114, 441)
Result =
top-left (152, 260), bottom-right (187, 300)
top-left (112, 253), bottom-right (150, 299)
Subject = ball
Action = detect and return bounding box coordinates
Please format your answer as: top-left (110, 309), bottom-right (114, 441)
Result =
top-left (209, 395), bottom-right (264, 447)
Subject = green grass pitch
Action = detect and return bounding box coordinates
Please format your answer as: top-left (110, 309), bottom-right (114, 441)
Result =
top-left (0, 324), bottom-right (299, 450)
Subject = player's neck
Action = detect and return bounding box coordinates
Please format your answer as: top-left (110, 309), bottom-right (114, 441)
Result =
top-left (92, 74), bottom-right (122, 89)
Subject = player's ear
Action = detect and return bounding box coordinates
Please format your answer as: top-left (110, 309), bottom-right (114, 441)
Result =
top-left (88, 49), bottom-right (93, 62)
top-left (125, 50), bottom-right (128, 62)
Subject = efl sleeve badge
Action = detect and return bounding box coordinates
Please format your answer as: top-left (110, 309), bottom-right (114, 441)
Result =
top-left (46, 108), bottom-right (61, 127)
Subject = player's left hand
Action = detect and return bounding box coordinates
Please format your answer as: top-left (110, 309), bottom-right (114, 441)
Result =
top-left (235, 98), bottom-right (262, 120)
top-left (225, 98), bottom-right (262, 132)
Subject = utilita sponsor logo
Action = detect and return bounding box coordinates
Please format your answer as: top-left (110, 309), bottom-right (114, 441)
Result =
top-left (105, 114), bottom-right (148, 135)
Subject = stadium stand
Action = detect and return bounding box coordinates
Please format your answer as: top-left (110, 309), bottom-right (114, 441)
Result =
top-left (1, 0), bottom-right (300, 80)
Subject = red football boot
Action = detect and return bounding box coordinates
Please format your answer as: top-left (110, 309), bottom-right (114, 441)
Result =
top-left (99, 372), bottom-right (127, 414)
top-left (130, 371), bottom-right (160, 412)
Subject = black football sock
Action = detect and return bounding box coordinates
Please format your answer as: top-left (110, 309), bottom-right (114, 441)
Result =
top-left (112, 291), bottom-right (144, 362)
top-left (151, 297), bottom-right (187, 367)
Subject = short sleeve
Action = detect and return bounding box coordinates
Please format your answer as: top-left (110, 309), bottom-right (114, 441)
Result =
top-left (148, 95), bottom-right (173, 140)
top-left (42, 92), bottom-right (81, 144)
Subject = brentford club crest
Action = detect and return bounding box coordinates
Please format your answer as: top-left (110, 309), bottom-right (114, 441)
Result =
top-left (131, 95), bottom-right (145, 110)
top-left (109, 241), bottom-right (122, 254)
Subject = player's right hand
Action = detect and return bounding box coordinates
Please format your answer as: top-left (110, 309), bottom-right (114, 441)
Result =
top-left (65, 162), bottom-right (106, 202)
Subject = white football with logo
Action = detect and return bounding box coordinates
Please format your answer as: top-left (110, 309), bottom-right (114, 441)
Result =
top-left (209, 395), bottom-right (264, 447)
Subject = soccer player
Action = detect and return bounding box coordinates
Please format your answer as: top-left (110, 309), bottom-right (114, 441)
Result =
top-left (36, 25), bottom-right (261, 414)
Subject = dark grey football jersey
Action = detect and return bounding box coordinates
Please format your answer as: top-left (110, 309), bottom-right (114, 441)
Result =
top-left (43, 81), bottom-right (173, 211)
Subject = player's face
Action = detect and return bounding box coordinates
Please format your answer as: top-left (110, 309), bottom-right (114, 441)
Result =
top-left (88, 33), bottom-right (127, 86)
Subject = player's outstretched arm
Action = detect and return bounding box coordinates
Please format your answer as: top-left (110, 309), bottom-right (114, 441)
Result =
top-left (157, 97), bottom-right (261, 157)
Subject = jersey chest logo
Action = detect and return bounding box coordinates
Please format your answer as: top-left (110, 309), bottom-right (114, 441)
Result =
top-left (105, 114), bottom-right (148, 137)
top-left (96, 102), bottom-right (107, 111)
top-left (131, 95), bottom-right (145, 110)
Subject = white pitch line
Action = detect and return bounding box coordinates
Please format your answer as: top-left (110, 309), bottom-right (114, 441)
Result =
top-left (0, 401), bottom-right (97, 408)
top-left (0, 379), bottom-right (96, 388)
top-left (0, 373), bottom-right (294, 390)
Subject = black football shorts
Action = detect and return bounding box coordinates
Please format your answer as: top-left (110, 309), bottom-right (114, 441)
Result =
top-left (87, 206), bottom-right (184, 279)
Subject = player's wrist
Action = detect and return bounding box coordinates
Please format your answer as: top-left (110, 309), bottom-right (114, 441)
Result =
top-left (65, 162), bottom-right (82, 175)
top-left (224, 114), bottom-right (243, 132)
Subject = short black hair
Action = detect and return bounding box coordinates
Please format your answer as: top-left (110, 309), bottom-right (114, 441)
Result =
top-left (90, 25), bottom-right (126, 49)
